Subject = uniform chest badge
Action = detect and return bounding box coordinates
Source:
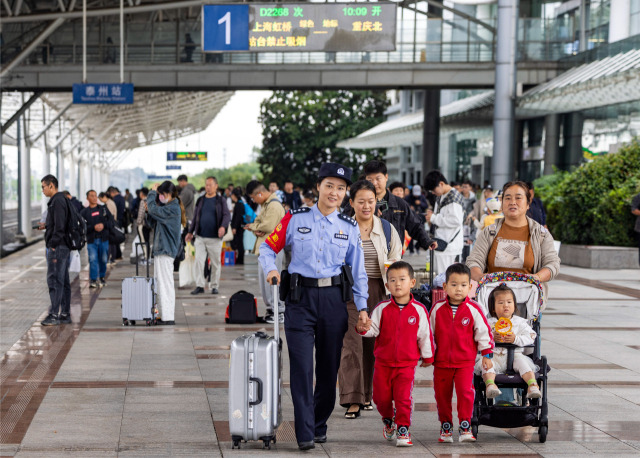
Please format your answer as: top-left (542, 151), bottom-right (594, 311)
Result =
top-left (298, 227), bottom-right (311, 234)
top-left (461, 317), bottom-right (470, 326)
top-left (334, 233), bottom-right (348, 240)
top-left (408, 316), bottom-right (416, 325)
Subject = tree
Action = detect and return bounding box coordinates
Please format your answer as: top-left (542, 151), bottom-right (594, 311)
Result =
top-left (258, 90), bottom-right (389, 190)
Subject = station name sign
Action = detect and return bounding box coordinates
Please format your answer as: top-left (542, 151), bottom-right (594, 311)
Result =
top-left (202, 3), bottom-right (396, 52)
top-left (167, 152), bottom-right (208, 161)
top-left (73, 83), bottom-right (134, 104)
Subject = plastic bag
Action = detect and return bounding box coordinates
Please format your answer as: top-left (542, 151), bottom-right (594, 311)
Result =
top-left (69, 250), bottom-right (81, 273)
top-left (129, 235), bottom-right (141, 259)
top-left (179, 253), bottom-right (196, 287)
top-left (185, 242), bottom-right (195, 260)
top-left (243, 230), bottom-right (257, 252)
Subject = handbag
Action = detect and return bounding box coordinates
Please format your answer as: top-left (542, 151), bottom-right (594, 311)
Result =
top-left (222, 223), bottom-right (234, 242)
top-left (433, 229), bottom-right (460, 252)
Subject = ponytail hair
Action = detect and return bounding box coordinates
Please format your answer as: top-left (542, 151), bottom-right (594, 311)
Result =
top-left (157, 180), bottom-right (187, 227)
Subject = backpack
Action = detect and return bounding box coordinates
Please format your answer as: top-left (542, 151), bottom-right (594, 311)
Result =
top-left (242, 201), bottom-right (256, 224)
top-left (65, 198), bottom-right (87, 250)
top-left (380, 217), bottom-right (392, 252)
top-left (225, 290), bottom-right (258, 324)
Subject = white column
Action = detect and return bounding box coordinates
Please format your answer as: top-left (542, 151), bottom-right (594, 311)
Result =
top-left (609, 0), bottom-right (631, 43)
top-left (68, 155), bottom-right (77, 195)
top-left (57, 148), bottom-right (65, 190)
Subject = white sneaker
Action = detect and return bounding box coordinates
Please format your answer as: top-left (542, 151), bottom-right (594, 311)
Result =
top-left (527, 385), bottom-right (542, 399)
top-left (395, 426), bottom-right (413, 447)
top-left (458, 421), bottom-right (476, 442)
top-left (486, 383), bottom-right (502, 399)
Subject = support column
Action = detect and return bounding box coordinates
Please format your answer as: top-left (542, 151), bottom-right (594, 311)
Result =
top-left (422, 89), bottom-right (441, 177)
top-left (77, 160), bottom-right (85, 198)
top-left (543, 114), bottom-right (560, 175)
top-left (579, 0), bottom-right (587, 52)
top-left (563, 112), bottom-right (584, 170)
top-left (18, 116), bottom-right (32, 240)
top-left (491, 0), bottom-right (519, 189)
top-left (609, 0), bottom-right (631, 43)
top-left (57, 145), bottom-right (65, 190)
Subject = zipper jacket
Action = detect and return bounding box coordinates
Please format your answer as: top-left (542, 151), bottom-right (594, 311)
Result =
top-left (430, 296), bottom-right (494, 368)
top-left (359, 294), bottom-right (435, 367)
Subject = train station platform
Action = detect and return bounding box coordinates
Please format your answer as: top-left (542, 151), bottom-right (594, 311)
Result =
top-left (1, 240), bottom-right (640, 457)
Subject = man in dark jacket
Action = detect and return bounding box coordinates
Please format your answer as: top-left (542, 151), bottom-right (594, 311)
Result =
top-left (185, 176), bottom-right (231, 295)
top-left (63, 191), bottom-right (84, 212)
top-left (108, 186), bottom-right (125, 259)
top-left (344, 160), bottom-right (437, 252)
top-left (40, 175), bottom-right (72, 326)
top-left (525, 182), bottom-right (547, 227)
top-left (282, 180), bottom-right (302, 211)
top-left (81, 190), bottom-right (112, 288)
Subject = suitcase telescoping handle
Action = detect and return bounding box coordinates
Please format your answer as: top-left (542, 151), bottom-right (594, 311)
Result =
top-left (135, 242), bottom-right (150, 278)
top-left (271, 277), bottom-right (280, 344)
top-left (429, 248), bottom-right (434, 292)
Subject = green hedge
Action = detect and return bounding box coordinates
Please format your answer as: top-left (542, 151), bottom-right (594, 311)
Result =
top-left (534, 140), bottom-right (640, 247)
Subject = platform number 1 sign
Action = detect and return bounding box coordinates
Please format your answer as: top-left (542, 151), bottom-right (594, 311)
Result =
top-left (202, 5), bottom-right (249, 51)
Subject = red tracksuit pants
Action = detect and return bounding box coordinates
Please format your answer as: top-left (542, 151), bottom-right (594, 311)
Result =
top-left (433, 365), bottom-right (475, 424)
top-left (372, 364), bottom-right (416, 427)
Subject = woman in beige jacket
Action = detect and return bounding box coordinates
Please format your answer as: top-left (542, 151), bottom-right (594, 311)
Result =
top-left (338, 180), bottom-right (402, 418)
top-left (466, 181), bottom-right (560, 305)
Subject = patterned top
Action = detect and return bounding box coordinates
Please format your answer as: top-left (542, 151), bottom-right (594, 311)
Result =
top-left (362, 239), bottom-right (381, 278)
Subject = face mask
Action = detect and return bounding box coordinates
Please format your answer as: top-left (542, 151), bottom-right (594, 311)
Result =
top-left (159, 195), bottom-right (167, 204)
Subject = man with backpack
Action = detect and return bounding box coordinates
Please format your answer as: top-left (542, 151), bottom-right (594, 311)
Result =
top-left (40, 175), bottom-right (73, 326)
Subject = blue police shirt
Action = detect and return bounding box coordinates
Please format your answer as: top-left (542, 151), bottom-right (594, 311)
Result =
top-left (258, 205), bottom-right (369, 311)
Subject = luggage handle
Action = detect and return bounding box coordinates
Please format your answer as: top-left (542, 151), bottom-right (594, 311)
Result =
top-left (249, 377), bottom-right (263, 406)
top-left (270, 278), bottom-right (280, 345)
top-left (135, 242), bottom-right (150, 278)
top-left (429, 248), bottom-right (434, 292)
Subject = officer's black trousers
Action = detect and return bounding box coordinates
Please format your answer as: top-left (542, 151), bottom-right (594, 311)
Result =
top-left (284, 285), bottom-right (348, 443)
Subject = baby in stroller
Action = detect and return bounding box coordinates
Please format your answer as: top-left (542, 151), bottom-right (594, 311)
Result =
top-left (474, 283), bottom-right (541, 399)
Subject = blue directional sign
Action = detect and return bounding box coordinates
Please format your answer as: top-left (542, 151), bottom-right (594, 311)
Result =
top-left (203, 5), bottom-right (250, 51)
top-left (72, 83), bottom-right (134, 104)
top-left (166, 165), bottom-right (182, 170)
top-left (148, 175), bottom-right (173, 180)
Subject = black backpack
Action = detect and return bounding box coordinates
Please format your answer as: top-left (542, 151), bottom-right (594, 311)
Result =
top-left (65, 198), bottom-right (87, 250)
top-left (225, 291), bottom-right (258, 324)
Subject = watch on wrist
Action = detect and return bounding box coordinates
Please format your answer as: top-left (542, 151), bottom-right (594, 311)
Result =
top-left (484, 353), bottom-right (493, 359)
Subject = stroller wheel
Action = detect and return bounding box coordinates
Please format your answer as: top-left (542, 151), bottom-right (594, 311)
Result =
top-left (471, 424), bottom-right (478, 438)
top-left (538, 425), bottom-right (548, 443)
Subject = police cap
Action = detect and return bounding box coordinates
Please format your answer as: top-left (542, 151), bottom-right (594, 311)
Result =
top-left (318, 163), bottom-right (353, 186)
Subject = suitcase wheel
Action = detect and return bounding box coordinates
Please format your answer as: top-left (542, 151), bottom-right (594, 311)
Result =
top-left (146, 319), bottom-right (152, 326)
top-left (130, 320), bottom-right (136, 326)
top-left (232, 440), bottom-right (240, 449)
top-left (122, 319), bottom-right (129, 326)
top-left (262, 440), bottom-right (271, 450)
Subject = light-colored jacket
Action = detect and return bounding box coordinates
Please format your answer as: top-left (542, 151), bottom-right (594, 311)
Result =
top-left (105, 199), bottom-right (117, 221)
top-left (466, 216), bottom-right (561, 300)
top-left (368, 215), bottom-right (402, 288)
top-left (249, 193), bottom-right (285, 255)
top-left (431, 190), bottom-right (464, 255)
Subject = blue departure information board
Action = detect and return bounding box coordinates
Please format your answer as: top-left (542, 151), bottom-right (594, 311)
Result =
top-left (202, 3), bottom-right (396, 52)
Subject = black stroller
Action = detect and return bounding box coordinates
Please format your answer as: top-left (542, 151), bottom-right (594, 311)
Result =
top-left (471, 272), bottom-right (549, 443)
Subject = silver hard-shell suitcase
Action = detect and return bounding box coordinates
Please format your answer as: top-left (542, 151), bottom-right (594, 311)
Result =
top-left (121, 242), bottom-right (157, 326)
top-left (229, 279), bottom-right (282, 449)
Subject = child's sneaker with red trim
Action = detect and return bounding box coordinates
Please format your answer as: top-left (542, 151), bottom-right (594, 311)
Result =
top-left (395, 425), bottom-right (412, 447)
top-left (438, 422), bottom-right (453, 443)
top-left (382, 418), bottom-right (396, 441)
top-left (458, 421), bottom-right (476, 442)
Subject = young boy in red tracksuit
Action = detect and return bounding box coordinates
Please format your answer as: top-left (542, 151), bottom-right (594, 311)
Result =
top-left (429, 263), bottom-right (494, 443)
top-left (357, 261), bottom-right (435, 447)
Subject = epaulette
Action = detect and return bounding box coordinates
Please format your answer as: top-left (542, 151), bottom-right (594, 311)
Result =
top-left (290, 207), bottom-right (311, 216)
top-left (338, 213), bottom-right (357, 226)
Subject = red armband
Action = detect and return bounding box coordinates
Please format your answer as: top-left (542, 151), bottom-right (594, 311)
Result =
top-left (264, 212), bottom-right (291, 253)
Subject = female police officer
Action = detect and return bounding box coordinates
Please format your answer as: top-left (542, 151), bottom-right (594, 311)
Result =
top-left (259, 163), bottom-right (369, 451)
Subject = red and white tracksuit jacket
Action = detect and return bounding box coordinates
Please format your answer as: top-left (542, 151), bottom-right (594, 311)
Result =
top-left (359, 295), bottom-right (435, 426)
top-left (429, 296), bottom-right (494, 425)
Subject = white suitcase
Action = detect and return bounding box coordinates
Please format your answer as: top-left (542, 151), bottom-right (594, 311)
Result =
top-left (229, 279), bottom-right (282, 449)
top-left (121, 243), bottom-right (157, 326)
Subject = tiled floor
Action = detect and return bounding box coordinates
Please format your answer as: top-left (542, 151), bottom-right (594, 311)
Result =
top-left (1, 242), bottom-right (639, 457)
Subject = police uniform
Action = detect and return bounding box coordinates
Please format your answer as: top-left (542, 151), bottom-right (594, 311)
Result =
top-left (259, 163), bottom-right (368, 448)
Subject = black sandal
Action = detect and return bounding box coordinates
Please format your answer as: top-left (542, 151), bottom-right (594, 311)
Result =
top-left (344, 404), bottom-right (361, 419)
top-left (362, 402), bottom-right (374, 411)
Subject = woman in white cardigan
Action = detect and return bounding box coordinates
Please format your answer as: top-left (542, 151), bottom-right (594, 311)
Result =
top-left (338, 180), bottom-right (403, 419)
